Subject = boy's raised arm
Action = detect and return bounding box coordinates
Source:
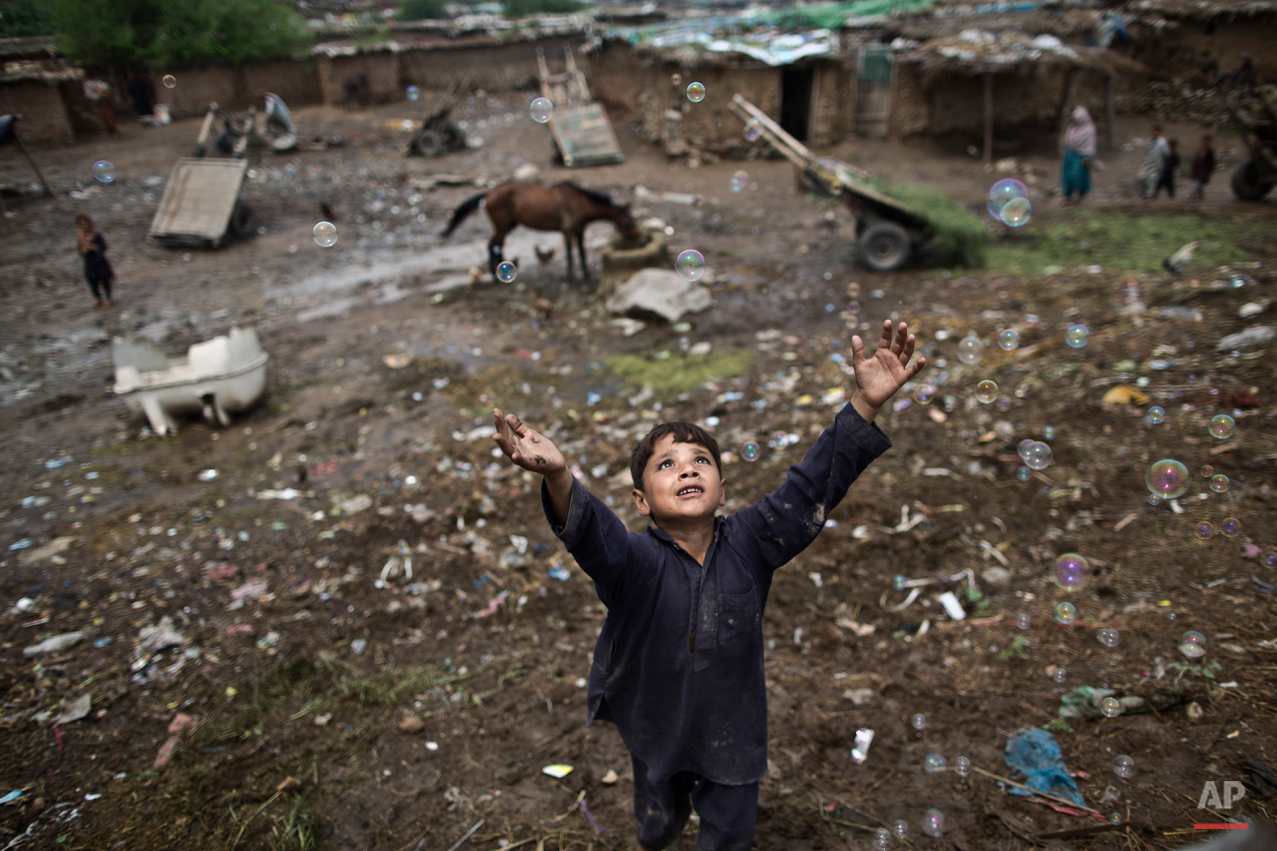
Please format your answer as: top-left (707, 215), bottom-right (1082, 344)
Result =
top-left (492, 408), bottom-right (573, 526)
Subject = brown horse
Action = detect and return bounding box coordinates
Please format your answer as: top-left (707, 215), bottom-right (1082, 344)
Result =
top-left (443, 181), bottom-right (644, 282)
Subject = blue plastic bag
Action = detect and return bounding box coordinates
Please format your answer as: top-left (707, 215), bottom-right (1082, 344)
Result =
top-left (1003, 728), bottom-right (1085, 806)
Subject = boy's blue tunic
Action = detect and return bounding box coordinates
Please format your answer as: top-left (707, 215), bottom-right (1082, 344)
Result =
top-left (541, 404), bottom-right (890, 786)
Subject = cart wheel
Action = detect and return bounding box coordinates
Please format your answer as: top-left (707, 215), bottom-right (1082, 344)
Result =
top-left (1231, 160), bottom-right (1274, 201)
top-left (414, 129), bottom-right (445, 157)
top-left (859, 221), bottom-right (911, 272)
top-left (228, 201), bottom-right (256, 240)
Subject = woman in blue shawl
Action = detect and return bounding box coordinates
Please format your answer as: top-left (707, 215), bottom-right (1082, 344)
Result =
top-left (1060, 107), bottom-right (1097, 202)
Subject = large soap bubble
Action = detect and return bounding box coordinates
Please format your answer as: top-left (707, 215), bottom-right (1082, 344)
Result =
top-left (987, 179), bottom-right (1028, 219)
top-left (1146, 459), bottom-right (1189, 499)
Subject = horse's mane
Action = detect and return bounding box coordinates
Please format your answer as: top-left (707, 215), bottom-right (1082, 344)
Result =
top-left (561, 182), bottom-right (623, 209)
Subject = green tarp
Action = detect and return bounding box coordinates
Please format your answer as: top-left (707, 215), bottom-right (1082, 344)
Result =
top-left (755, 0), bottom-right (934, 29)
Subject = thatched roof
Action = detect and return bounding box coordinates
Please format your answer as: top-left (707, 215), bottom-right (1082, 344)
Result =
top-left (1127, 0), bottom-right (1277, 20)
top-left (901, 29), bottom-right (1147, 80)
top-left (886, 8), bottom-right (1102, 41)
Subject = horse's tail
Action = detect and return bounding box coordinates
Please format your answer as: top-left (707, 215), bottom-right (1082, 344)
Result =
top-left (443, 191), bottom-right (486, 237)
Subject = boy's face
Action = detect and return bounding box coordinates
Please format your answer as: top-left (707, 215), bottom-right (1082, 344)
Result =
top-left (632, 434), bottom-right (726, 526)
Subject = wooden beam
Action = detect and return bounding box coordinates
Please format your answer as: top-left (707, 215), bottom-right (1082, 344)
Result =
top-left (983, 73), bottom-right (993, 166)
top-left (1105, 75), bottom-right (1117, 152)
top-left (13, 130), bottom-right (51, 197)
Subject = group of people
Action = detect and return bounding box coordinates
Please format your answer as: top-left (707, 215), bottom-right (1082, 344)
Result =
top-left (1059, 107), bottom-right (1218, 202)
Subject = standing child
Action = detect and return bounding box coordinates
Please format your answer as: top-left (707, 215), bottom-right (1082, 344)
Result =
top-left (1190, 134), bottom-right (1216, 199)
top-left (1154, 138), bottom-right (1181, 198)
top-left (76, 213), bottom-right (114, 308)
top-left (1138, 124), bottom-right (1169, 199)
top-left (492, 320), bottom-right (925, 851)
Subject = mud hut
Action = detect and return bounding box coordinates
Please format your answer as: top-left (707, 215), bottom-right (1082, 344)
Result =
top-left (889, 31), bottom-right (1147, 160)
top-left (1125, 0), bottom-right (1277, 82)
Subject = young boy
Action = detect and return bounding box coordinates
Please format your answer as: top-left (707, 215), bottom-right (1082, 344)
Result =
top-left (492, 320), bottom-right (925, 850)
top-left (1139, 124), bottom-right (1169, 199)
top-left (1154, 138), bottom-right (1181, 198)
top-left (1190, 134), bottom-right (1216, 199)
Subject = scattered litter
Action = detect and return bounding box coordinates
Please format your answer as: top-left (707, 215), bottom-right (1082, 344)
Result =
top-left (0, 791), bottom-right (22, 805)
top-left (256, 488), bottom-right (302, 500)
top-left (1101, 385), bottom-right (1149, 406)
top-left (601, 769), bottom-right (619, 785)
top-left (844, 688), bottom-right (876, 705)
top-left (227, 579), bottom-right (268, 610)
top-left (276, 776), bottom-right (302, 792)
top-left (23, 631), bottom-right (85, 657)
top-left (154, 713), bottom-right (198, 768)
top-left (399, 714), bottom-right (425, 733)
top-left (850, 728), bottom-right (874, 763)
top-left (52, 694), bottom-right (92, 726)
top-left (197, 469), bottom-right (218, 481)
top-left (1239, 301), bottom-right (1268, 318)
top-left (1216, 326), bottom-right (1276, 351)
top-left (1156, 306), bottom-right (1203, 322)
top-left (938, 591), bottom-right (966, 621)
top-left (135, 616), bottom-right (186, 659)
top-left (549, 565), bottom-right (571, 581)
top-left (337, 494), bottom-right (374, 514)
top-left (382, 353), bottom-right (411, 369)
top-left (351, 638), bottom-right (368, 656)
top-left (1003, 728), bottom-right (1085, 806)
top-left (542, 764), bottom-right (574, 779)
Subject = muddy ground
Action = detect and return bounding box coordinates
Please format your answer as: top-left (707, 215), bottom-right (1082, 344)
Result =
top-left (1, 89), bottom-right (1276, 851)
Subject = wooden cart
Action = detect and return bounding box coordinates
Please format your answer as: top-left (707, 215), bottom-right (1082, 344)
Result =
top-left (149, 103), bottom-right (255, 248)
top-left (729, 94), bottom-right (986, 271)
top-left (537, 46), bottom-right (624, 168)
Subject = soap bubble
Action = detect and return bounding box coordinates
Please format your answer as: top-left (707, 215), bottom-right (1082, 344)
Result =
top-left (1146, 459), bottom-right (1189, 499)
top-left (1018, 439), bottom-right (1034, 460)
top-left (675, 249), bottom-right (705, 282)
top-left (92, 160), bottom-right (116, 183)
top-left (671, 73), bottom-right (682, 86)
top-left (1194, 521), bottom-right (1214, 540)
top-left (848, 300), bottom-right (860, 314)
top-left (1051, 667), bottom-right (1067, 683)
top-left (893, 575), bottom-right (907, 591)
top-left (953, 756), bottom-right (971, 777)
top-left (730, 170), bottom-right (748, 192)
top-left (997, 395), bottom-right (1012, 411)
top-left (891, 820), bottom-right (908, 839)
top-left (1054, 602), bottom-right (1077, 625)
top-left (686, 82), bottom-right (705, 102)
top-left (407, 85), bottom-right (419, 101)
top-left (1016, 466), bottom-right (1031, 481)
top-left (1147, 406), bottom-right (1165, 424)
top-left (742, 442), bottom-right (760, 461)
top-left (1209, 474), bottom-right (1229, 493)
top-left (987, 179), bottom-right (1028, 219)
top-left (1108, 813), bottom-right (1123, 826)
top-left (911, 713), bottom-right (925, 730)
top-left (529, 97), bottom-right (553, 123)
top-left (678, 335), bottom-right (691, 351)
top-left (1065, 324), bottom-right (1090, 349)
top-left (922, 809), bottom-right (945, 837)
top-left (872, 829), bottom-right (891, 850)
top-left (1016, 613), bottom-right (1031, 629)
top-left (1101, 697), bottom-right (1122, 717)
top-left (1042, 425), bottom-right (1056, 441)
top-left (913, 382), bottom-right (936, 404)
top-left (923, 754), bottom-right (947, 773)
top-left (998, 329), bottom-right (1020, 351)
top-left (1200, 464), bottom-right (1215, 478)
top-left (313, 221), bottom-right (337, 247)
top-left (1220, 517), bottom-right (1240, 537)
top-left (975, 380), bottom-right (998, 403)
top-left (1113, 755), bottom-right (1135, 779)
top-left (1022, 441), bottom-right (1052, 471)
top-left (496, 260), bottom-right (518, 283)
top-left (956, 334), bottom-right (984, 365)
top-left (162, 74), bottom-right (176, 88)
top-left (1148, 494), bottom-right (1162, 506)
top-left (744, 119), bottom-right (763, 141)
top-left (1263, 552), bottom-right (1277, 568)
top-left (1209, 414), bottom-right (1236, 439)
top-left (1097, 628), bottom-right (1120, 648)
top-left (1053, 553), bottom-right (1089, 590)
top-left (1000, 196), bottom-right (1032, 227)
top-left (1179, 631), bottom-right (1207, 658)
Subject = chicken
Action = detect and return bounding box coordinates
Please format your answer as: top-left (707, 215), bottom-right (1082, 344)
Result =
top-left (1163, 239), bottom-right (1201, 274)
top-left (320, 201), bottom-right (337, 222)
top-left (468, 266), bottom-right (484, 285)
top-left (535, 245), bottom-right (556, 264)
top-left (530, 290), bottom-right (553, 320)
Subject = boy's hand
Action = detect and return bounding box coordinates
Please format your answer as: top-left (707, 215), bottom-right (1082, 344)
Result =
top-left (492, 409), bottom-right (566, 475)
top-left (850, 320), bottom-right (927, 419)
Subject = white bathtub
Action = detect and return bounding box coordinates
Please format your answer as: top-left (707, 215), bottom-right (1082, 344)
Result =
top-left (112, 328), bottom-right (269, 436)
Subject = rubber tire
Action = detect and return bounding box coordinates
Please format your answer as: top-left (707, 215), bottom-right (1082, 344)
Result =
top-left (1231, 160), bottom-right (1273, 201)
top-left (442, 124), bottom-right (466, 151)
top-left (859, 221), bottom-right (911, 272)
top-left (414, 129), bottom-right (444, 157)
top-left (228, 201), bottom-right (255, 240)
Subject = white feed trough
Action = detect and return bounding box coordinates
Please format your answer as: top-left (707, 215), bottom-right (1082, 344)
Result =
top-left (112, 328), bottom-right (268, 436)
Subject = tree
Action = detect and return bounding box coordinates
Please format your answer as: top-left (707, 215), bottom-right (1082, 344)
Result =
top-left (0, 0), bottom-right (55, 37)
top-left (49, 0), bottom-right (313, 70)
top-left (398, 0), bottom-right (447, 21)
top-left (503, 0), bottom-right (582, 15)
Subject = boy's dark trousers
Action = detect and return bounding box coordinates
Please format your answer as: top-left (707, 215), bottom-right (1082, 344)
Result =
top-left (632, 756), bottom-right (758, 851)
top-left (1154, 168), bottom-right (1176, 198)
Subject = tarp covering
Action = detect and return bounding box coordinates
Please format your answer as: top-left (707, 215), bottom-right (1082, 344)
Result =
top-left (610, 23), bottom-right (839, 66)
top-left (749, 0), bottom-right (934, 29)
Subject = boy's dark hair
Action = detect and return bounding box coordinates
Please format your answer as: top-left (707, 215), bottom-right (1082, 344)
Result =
top-left (630, 422), bottom-right (722, 492)
top-left (1168, 138), bottom-right (1179, 148)
top-left (1202, 134), bottom-right (1213, 144)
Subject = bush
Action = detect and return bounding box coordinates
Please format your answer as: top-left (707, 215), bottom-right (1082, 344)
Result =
top-left (503, 0), bottom-right (582, 16)
top-left (398, 0), bottom-right (448, 20)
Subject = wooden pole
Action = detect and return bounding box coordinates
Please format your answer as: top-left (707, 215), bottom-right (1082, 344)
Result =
top-left (14, 132), bottom-right (52, 197)
top-left (1105, 75), bottom-right (1117, 152)
top-left (983, 73), bottom-right (993, 167)
top-left (1058, 69), bottom-right (1078, 155)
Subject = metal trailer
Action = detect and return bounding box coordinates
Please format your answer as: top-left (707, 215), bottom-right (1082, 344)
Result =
top-left (148, 103), bottom-right (256, 248)
top-left (729, 94), bottom-right (980, 272)
top-left (1228, 83), bottom-right (1277, 202)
